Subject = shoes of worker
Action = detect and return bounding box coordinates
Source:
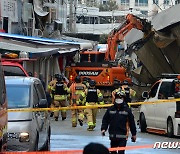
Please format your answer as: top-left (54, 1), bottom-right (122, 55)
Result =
top-left (50, 112), bottom-right (54, 117)
top-left (78, 119), bottom-right (83, 126)
top-left (55, 117), bottom-right (58, 121)
top-left (62, 117), bottom-right (66, 121)
top-left (72, 123), bottom-right (77, 127)
top-left (87, 125), bottom-right (94, 131)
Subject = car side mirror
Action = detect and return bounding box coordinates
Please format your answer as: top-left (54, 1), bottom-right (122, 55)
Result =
top-left (142, 91), bottom-right (149, 99)
top-left (38, 99), bottom-right (48, 108)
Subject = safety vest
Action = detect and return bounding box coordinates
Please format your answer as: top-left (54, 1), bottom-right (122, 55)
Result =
top-left (86, 88), bottom-right (98, 102)
top-left (55, 82), bottom-right (67, 95)
top-left (71, 83), bottom-right (85, 100)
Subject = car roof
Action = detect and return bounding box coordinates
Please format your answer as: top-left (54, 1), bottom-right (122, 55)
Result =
top-left (160, 78), bottom-right (175, 82)
top-left (5, 76), bottom-right (40, 85)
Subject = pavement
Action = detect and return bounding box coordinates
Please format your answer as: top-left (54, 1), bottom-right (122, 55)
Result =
top-left (50, 108), bottom-right (180, 154)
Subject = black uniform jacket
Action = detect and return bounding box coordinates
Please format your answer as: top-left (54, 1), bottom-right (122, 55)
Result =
top-left (101, 103), bottom-right (136, 139)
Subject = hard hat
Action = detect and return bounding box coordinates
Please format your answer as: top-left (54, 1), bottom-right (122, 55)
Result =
top-left (114, 79), bottom-right (121, 87)
top-left (75, 76), bottom-right (81, 83)
top-left (123, 80), bottom-right (129, 85)
top-left (56, 74), bottom-right (63, 82)
top-left (89, 80), bottom-right (96, 87)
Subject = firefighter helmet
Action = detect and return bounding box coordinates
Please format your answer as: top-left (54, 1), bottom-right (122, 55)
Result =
top-left (89, 80), bottom-right (96, 87)
top-left (75, 76), bottom-right (81, 83)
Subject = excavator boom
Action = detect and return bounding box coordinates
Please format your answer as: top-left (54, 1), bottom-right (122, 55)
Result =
top-left (105, 14), bottom-right (152, 61)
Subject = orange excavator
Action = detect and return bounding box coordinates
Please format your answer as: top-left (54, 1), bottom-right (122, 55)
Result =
top-left (66, 14), bottom-right (151, 101)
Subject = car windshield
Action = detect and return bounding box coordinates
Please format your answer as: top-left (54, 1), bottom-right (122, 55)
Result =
top-left (6, 85), bottom-right (30, 108)
top-left (3, 66), bottom-right (26, 76)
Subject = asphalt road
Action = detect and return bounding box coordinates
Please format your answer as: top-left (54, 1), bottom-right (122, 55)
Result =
top-left (50, 108), bottom-right (180, 154)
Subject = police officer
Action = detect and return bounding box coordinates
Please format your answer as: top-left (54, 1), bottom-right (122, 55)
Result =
top-left (80, 80), bottom-right (104, 131)
top-left (69, 76), bottom-right (86, 127)
top-left (101, 90), bottom-right (137, 154)
top-left (121, 80), bottom-right (136, 104)
top-left (52, 74), bottom-right (69, 121)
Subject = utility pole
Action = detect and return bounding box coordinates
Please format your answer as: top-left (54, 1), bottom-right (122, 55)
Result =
top-left (69, 0), bottom-right (73, 32)
top-left (69, 0), bottom-right (76, 33)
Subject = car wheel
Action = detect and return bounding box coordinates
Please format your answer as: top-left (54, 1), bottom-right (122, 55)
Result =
top-left (140, 113), bottom-right (147, 132)
top-left (167, 118), bottom-right (174, 138)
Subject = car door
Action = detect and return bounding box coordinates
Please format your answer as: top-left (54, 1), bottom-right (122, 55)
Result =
top-left (34, 80), bottom-right (48, 148)
top-left (155, 81), bottom-right (175, 129)
top-left (145, 82), bottom-right (160, 128)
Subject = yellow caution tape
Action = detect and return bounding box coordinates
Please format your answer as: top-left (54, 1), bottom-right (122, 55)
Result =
top-left (7, 98), bottom-right (180, 112)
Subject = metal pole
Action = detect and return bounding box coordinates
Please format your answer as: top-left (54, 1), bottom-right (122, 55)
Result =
top-left (69, 0), bottom-right (73, 32)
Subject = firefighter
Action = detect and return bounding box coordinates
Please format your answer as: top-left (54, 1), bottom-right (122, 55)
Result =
top-left (112, 79), bottom-right (122, 104)
top-left (101, 90), bottom-right (137, 154)
top-left (82, 77), bottom-right (91, 88)
top-left (48, 74), bottom-right (59, 117)
top-left (52, 74), bottom-right (69, 121)
top-left (121, 80), bottom-right (136, 104)
top-left (80, 80), bottom-right (104, 131)
top-left (69, 76), bottom-right (86, 127)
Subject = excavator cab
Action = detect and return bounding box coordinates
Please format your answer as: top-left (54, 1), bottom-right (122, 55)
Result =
top-left (80, 51), bottom-right (105, 63)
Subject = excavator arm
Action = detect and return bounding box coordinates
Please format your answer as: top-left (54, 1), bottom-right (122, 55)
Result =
top-left (105, 14), bottom-right (152, 61)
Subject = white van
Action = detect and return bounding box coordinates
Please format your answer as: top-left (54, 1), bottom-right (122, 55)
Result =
top-left (6, 76), bottom-right (51, 151)
top-left (139, 75), bottom-right (180, 137)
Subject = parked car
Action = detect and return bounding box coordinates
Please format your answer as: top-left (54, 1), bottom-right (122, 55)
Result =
top-left (6, 76), bottom-right (51, 151)
top-left (139, 74), bottom-right (180, 137)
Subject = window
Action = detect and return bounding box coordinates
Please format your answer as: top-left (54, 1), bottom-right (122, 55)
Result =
top-left (159, 82), bottom-right (175, 99)
top-left (121, 0), bottom-right (130, 5)
top-left (149, 82), bottom-right (160, 98)
top-left (153, 0), bottom-right (159, 4)
top-left (7, 85), bottom-right (30, 108)
top-left (35, 82), bottom-right (46, 100)
top-left (135, 0), bottom-right (148, 6)
top-left (164, 0), bottom-right (169, 5)
top-left (175, 0), bottom-right (180, 4)
top-left (3, 66), bottom-right (26, 76)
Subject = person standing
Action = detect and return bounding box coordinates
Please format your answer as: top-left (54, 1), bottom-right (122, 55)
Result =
top-left (112, 79), bottom-right (122, 104)
top-left (48, 74), bottom-right (59, 117)
top-left (69, 76), bottom-right (86, 127)
top-left (80, 80), bottom-right (104, 131)
top-left (52, 74), bottom-right (69, 121)
top-left (121, 80), bottom-right (136, 104)
top-left (101, 90), bottom-right (137, 154)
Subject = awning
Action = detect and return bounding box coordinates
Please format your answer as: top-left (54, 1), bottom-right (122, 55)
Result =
top-left (0, 39), bottom-right (78, 58)
top-left (0, 32), bottom-right (93, 50)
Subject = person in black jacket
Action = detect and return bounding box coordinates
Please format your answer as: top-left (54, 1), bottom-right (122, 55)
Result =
top-left (101, 90), bottom-right (137, 154)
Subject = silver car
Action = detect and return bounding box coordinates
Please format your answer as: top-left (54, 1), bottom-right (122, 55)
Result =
top-left (6, 76), bottom-right (51, 151)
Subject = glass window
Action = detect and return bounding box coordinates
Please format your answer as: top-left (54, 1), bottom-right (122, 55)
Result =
top-left (149, 82), bottom-right (160, 98)
top-left (35, 82), bottom-right (46, 100)
top-left (135, 0), bottom-right (148, 6)
top-left (164, 0), bottom-right (169, 4)
top-left (6, 85), bottom-right (30, 108)
top-left (159, 82), bottom-right (175, 99)
top-left (3, 66), bottom-right (26, 76)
